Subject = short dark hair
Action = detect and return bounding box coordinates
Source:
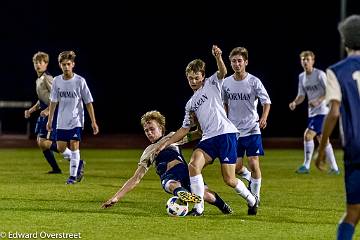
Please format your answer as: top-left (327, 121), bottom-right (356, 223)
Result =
top-left (338, 15), bottom-right (360, 50)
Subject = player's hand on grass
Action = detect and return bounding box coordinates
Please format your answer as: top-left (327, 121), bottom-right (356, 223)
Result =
top-left (315, 149), bottom-right (327, 171)
top-left (101, 198), bottom-right (118, 209)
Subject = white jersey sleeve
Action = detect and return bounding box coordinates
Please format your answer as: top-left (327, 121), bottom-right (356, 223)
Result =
top-left (326, 69), bottom-right (342, 103)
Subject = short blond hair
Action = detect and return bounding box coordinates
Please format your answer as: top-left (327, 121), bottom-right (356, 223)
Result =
top-left (300, 50), bottom-right (315, 59)
top-left (32, 51), bottom-right (49, 63)
top-left (140, 110), bottom-right (166, 133)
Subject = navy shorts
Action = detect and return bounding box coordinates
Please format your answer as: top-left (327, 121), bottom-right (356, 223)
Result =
top-left (196, 133), bottom-right (237, 164)
top-left (56, 127), bottom-right (82, 142)
top-left (35, 116), bottom-right (56, 141)
top-left (307, 115), bottom-right (325, 135)
top-left (161, 163), bottom-right (191, 193)
top-left (237, 134), bottom-right (264, 158)
top-left (344, 164), bottom-right (360, 204)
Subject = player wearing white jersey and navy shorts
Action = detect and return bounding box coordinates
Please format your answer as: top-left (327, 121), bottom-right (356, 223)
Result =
top-left (316, 15), bottom-right (360, 240)
top-left (289, 50), bottom-right (339, 174)
top-left (47, 51), bottom-right (99, 184)
top-left (222, 47), bottom-right (271, 205)
top-left (101, 110), bottom-right (232, 215)
top-left (155, 46), bottom-right (258, 216)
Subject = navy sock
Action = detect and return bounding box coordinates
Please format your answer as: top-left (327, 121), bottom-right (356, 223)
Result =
top-left (337, 221), bottom-right (354, 240)
top-left (173, 187), bottom-right (188, 196)
top-left (209, 192), bottom-right (226, 209)
top-left (49, 142), bottom-right (59, 153)
top-left (43, 149), bottom-right (61, 171)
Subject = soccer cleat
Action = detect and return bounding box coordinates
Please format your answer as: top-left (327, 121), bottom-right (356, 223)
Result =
top-left (248, 195), bottom-right (259, 215)
top-left (295, 165), bottom-right (310, 174)
top-left (328, 168), bottom-right (340, 175)
top-left (76, 160), bottom-right (85, 182)
top-left (186, 208), bottom-right (204, 216)
top-left (221, 203), bottom-right (233, 214)
top-left (177, 191), bottom-right (201, 203)
top-left (66, 176), bottom-right (77, 185)
top-left (47, 169), bottom-right (62, 174)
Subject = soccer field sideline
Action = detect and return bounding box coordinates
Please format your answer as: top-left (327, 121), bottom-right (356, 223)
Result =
top-left (0, 148), bottom-right (356, 240)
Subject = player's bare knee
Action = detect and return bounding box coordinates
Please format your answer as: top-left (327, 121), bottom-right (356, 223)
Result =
top-left (223, 176), bottom-right (236, 188)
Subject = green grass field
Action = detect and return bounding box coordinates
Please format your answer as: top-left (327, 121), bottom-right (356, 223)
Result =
top-left (0, 148), bottom-right (356, 240)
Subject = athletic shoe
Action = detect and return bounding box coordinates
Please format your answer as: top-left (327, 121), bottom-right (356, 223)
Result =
top-left (177, 191), bottom-right (201, 203)
top-left (295, 165), bottom-right (310, 174)
top-left (328, 168), bottom-right (340, 175)
top-left (66, 176), bottom-right (76, 185)
top-left (248, 195), bottom-right (259, 215)
top-left (76, 160), bottom-right (85, 182)
top-left (47, 169), bottom-right (62, 174)
top-left (186, 208), bottom-right (204, 216)
top-left (221, 203), bottom-right (233, 214)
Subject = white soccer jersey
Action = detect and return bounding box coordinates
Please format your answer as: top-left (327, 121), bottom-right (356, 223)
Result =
top-left (223, 73), bottom-right (271, 137)
top-left (297, 68), bottom-right (328, 117)
top-left (182, 72), bottom-right (238, 141)
top-left (36, 72), bottom-right (53, 105)
top-left (50, 73), bottom-right (93, 130)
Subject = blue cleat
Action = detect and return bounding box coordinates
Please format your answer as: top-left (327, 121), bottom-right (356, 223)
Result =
top-left (76, 160), bottom-right (85, 182)
top-left (295, 165), bottom-right (310, 174)
top-left (66, 176), bottom-right (77, 185)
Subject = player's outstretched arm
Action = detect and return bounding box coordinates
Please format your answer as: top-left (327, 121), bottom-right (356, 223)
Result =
top-left (101, 166), bottom-right (147, 209)
top-left (155, 127), bottom-right (189, 155)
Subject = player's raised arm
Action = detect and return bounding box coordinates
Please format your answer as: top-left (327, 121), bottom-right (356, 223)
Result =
top-left (212, 45), bottom-right (227, 80)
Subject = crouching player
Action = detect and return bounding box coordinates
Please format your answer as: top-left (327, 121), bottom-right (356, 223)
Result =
top-left (101, 110), bottom-right (232, 215)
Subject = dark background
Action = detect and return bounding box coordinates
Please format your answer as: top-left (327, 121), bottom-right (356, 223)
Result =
top-left (1, 0), bottom-right (359, 137)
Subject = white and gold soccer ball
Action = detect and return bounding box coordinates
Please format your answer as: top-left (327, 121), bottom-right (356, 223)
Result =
top-left (166, 196), bottom-right (188, 217)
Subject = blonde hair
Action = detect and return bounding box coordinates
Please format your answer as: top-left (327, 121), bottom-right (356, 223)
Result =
top-left (300, 50), bottom-right (315, 59)
top-left (32, 51), bottom-right (49, 63)
top-left (185, 59), bottom-right (205, 77)
top-left (140, 110), bottom-right (166, 133)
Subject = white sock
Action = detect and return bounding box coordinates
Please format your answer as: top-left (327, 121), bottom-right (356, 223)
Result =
top-left (303, 140), bottom-right (314, 169)
top-left (240, 167), bottom-right (251, 182)
top-left (250, 177), bottom-right (261, 201)
top-left (325, 144), bottom-right (339, 171)
top-left (234, 179), bottom-right (256, 206)
top-left (70, 150), bottom-right (80, 177)
top-left (62, 148), bottom-right (72, 161)
top-left (190, 174), bottom-right (205, 213)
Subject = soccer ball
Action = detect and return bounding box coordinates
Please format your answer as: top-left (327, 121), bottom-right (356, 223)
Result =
top-left (166, 196), bottom-right (188, 217)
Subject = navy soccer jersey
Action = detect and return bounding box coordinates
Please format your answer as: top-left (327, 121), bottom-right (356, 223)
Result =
top-left (327, 55), bottom-right (360, 165)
